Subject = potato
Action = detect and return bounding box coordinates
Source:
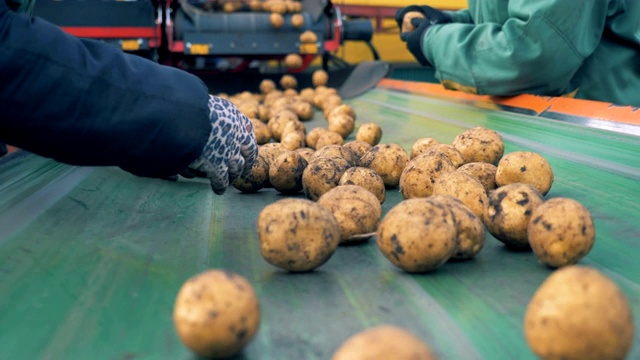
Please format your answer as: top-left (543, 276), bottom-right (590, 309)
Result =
top-left (483, 183), bottom-right (544, 249)
top-left (402, 11), bottom-right (426, 33)
top-left (295, 147), bottom-right (315, 163)
top-left (293, 101), bottom-right (314, 121)
top-left (259, 79), bottom-right (277, 94)
top-left (232, 154), bottom-right (270, 193)
top-left (237, 102), bottom-right (259, 119)
top-left (258, 142), bottom-right (287, 168)
top-left (377, 198), bottom-right (457, 272)
top-left (311, 144), bottom-right (358, 167)
top-left (432, 171), bottom-right (488, 219)
top-left (299, 87), bottom-right (316, 103)
top-left (430, 195), bottom-right (485, 260)
top-left (302, 156), bottom-right (351, 201)
top-left (281, 120), bottom-right (306, 137)
top-left (286, 0), bottom-right (301, 13)
top-left (452, 126), bottom-right (504, 164)
top-left (280, 74), bottom-right (298, 89)
top-left (283, 88), bottom-right (298, 98)
top-left (318, 185), bottom-right (382, 243)
top-left (249, 0), bottom-right (262, 11)
top-left (322, 95), bottom-right (343, 113)
top-left (355, 123), bottom-right (382, 146)
top-left (360, 143), bottom-right (409, 188)
top-left (258, 104), bottom-right (270, 122)
top-left (280, 131), bottom-right (306, 150)
top-left (457, 162), bottom-right (498, 192)
top-left (428, 144), bottom-right (465, 168)
top-left (173, 270), bottom-right (260, 359)
top-left (291, 13), bottom-right (304, 28)
top-left (315, 131), bottom-right (345, 149)
top-left (524, 266), bottom-right (634, 360)
top-left (267, 109), bottom-right (298, 141)
top-left (300, 30), bottom-right (318, 43)
top-left (528, 198), bottom-right (595, 268)
top-left (268, 151), bottom-right (308, 194)
top-left (328, 104), bottom-right (356, 121)
top-left (339, 166), bottom-right (386, 204)
top-left (343, 140), bottom-right (372, 166)
top-left (269, 12), bottom-right (284, 29)
top-left (496, 151), bottom-right (554, 195)
top-left (332, 325), bottom-right (436, 360)
top-left (312, 69), bottom-right (329, 87)
top-left (269, 1), bottom-right (287, 14)
top-left (258, 198), bottom-right (341, 272)
top-left (305, 127), bottom-right (329, 149)
top-left (410, 137), bottom-right (440, 159)
top-left (399, 152), bottom-right (455, 199)
top-left (250, 119), bottom-right (271, 145)
top-left (284, 53), bottom-right (303, 69)
top-left (328, 114), bottom-right (355, 138)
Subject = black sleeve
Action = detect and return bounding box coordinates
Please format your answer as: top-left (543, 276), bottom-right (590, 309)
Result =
top-left (0, 5), bottom-right (211, 178)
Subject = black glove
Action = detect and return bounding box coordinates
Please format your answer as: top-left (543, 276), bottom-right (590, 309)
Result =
top-left (396, 6), bottom-right (451, 67)
top-left (395, 5), bottom-right (452, 39)
top-left (187, 95), bottom-right (258, 194)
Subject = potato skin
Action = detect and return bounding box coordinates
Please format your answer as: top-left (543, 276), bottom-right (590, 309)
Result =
top-left (496, 151), bottom-right (554, 195)
top-left (410, 137), bottom-right (440, 159)
top-left (430, 195), bottom-right (486, 260)
top-left (360, 143), bottom-right (409, 188)
top-left (483, 183), bottom-right (544, 249)
top-left (433, 171), bottom-right (488, 219)
top-left (528, 198), bottom-right (595, 268)
top-left (332, 325), bottom-right (436, 360)
top-left (343, 141), bottom-right (372, 166)
top-left (302, 156), bottom-right (351, 201)
top-left (355, 123), bottom-right (382, 146)
top-left (312, 69), bottom-right (329, 87)
top-left (457, 162), bottom-right (498, 192)
top-left (258, 198), bottom-right (341, 272)
top-left (377, 198), bottom-right (457, 273)
top-left (268, 151), bottom-right (308, 194)
top-left (311, 144), bottom-right (358, 167)
top-left (339, 167), bottom-right (386, 204)
top-left (318, 185), bottom-right (382, 243)
top-left (315, 131), bottom-right (345, 149)
top-left (452, 126), bottom-right (504, 165)
top-left (399, 152), bottom-right (455, 199)
top-left (524, 266), bottom-right (634, 360)
top-left (233, 154), bottom-right (270, 193)
top-left (173, 270), bottom-right (260, 359)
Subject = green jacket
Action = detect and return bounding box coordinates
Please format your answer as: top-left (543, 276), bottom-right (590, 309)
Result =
top-left (424, 0), bottom-right (640, 106)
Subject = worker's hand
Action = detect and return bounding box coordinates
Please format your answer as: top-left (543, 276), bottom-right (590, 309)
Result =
top-left (187, 95), bottom-right (257, 195)
top-left (395, 5), bottom-right (451, 41)
top-left (404, 17), bottom-right (435, 67)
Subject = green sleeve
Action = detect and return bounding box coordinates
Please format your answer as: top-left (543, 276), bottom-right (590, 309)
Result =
top-left (444, 9), bottom-right (472, 24)
top-left (424, 0), bottom-right (614, 96)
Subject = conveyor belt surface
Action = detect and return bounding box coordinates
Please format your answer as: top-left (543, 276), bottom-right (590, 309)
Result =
top-left (1, 87), bottom-right (639, 359)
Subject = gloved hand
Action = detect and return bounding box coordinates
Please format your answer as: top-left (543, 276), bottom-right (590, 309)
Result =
top-left (185, 95), bottom-right (258, 195)
top-left (395, 5), bottom-right (452, 66)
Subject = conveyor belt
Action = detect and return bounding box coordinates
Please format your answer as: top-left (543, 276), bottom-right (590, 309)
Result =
top-left (1, 87), bottom-right (639, 359)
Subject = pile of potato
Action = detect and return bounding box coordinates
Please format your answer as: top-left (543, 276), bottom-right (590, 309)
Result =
top-left (171, 70), bottom-right (633, 360)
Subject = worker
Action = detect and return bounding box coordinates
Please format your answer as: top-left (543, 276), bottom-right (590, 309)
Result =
top-left (396, 1), bottom-right (640, 107)
top-left (0, 1), bottom-right (257, 194)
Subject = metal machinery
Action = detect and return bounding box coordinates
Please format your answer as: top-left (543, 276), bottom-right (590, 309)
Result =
top-left (33, 0), bottom-right (389, 95)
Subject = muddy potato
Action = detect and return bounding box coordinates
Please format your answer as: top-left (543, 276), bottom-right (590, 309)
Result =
top-left (427, 144), bottom-right (465, 168)
top-left (295, 147), bottom-right (315, 163)
top-left (270, 12), bottom-right (284, 29)
top-left (284, 53), bottom-right (303, 69)
top-left (321, 95), bottom-right (343, 114)
top-left (280, 131), bottom-right (306, 151)
top-left (269, 1), bottom-right (287, 14)
top-left (343, 140), bottom-right (372, 166)
top-left (263, 90), bottom-right (284, 107)
top-left (293, 101), bottom-right (314, 121)
top-left (267, 109), bottom-right (298, 141)
top-left (356, 123), bottom-right (382, 146)
top-left (377, 198), bottom-right (457, 272)
top-left (305, 127), bottom-right (329, 149)
top-left (328, 104), bottom-right (356, 121)
top-left (173, 270), bottom-right (260, 359)
top-left (233, 154), bottom-right (270, 193)
top-left (332, 325), bottom-right (436, 360)
top-left (249, 0), bottom-right (262, 11)
top-left (250, 119), bottom-right (271, 145)
top-left (399, 152), bottom-right (455, 199)
top-left (402, 11), bottom-right (426, 33)
top-left (268, 151), bottom-right (308, 194)
top-left (299, 88), bottom-right (315, 103)
top-left (496, 151), bottom-right (554, 195)
top-left (259, 79), bottom-right (277, 94)
top-left (281, 120), bottom-right (306, 138)
top-left (528, 198), bottom-right (595, 268)
top-left (524, 266), bottom-right (634, 360)
top-left (257, 104), bottom-right (270, 122)
top-left (312, 69), bottom-right (329, 87)
top-left (433, 171), bottom-right (488, 219)
top-left (410, 137), bottom-right (440, 159)
top-left (302, 156), bottom-right (351, 201)
top-left (484, 183), bottom-right (544, 249)
top-left (286, 0), bottom-right (302, 13)
top-left (315, 131), bottom-right (345, 149)
top-left (237, 102), bottom-right (259, 119)
top-left (360, 143), bottom-right (409, 188)
top-left (283, 88), bottom-right (298, 98)
top-left (300, 30), bottom-right (318, 43)
top-left (291, 13), bottom-right (304, 28)
top-left (311, 144), bottom-right (357, 167)
top-left (280, 74), bottom-right (298, 89)
top-left (339, 167), bottom-right (386, 204)
top-left (430, 195), bottom-right (486, 260)
top-left (318, 185), bottom-right (382, 243)
top-left (258, 142), bottom-right (288, 169)
top-left (328, 114), bottom-right (355, 139)
top-left (258, 198), bottom-right (340, 272)
top-left (452, 126), bottom-right (504, 165)
top-left (457, 162), bottom-right (498, 192)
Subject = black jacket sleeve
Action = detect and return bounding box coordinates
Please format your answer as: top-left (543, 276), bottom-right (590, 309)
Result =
top-left (0, 4), bottom-right (211, 178)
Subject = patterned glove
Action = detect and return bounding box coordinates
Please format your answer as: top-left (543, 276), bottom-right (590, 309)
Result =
top-left (187, 95), bottom-right (257, 195)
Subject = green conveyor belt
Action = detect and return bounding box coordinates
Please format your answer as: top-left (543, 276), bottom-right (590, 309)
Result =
top-left (1, 88), bottom-right (639, 360)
